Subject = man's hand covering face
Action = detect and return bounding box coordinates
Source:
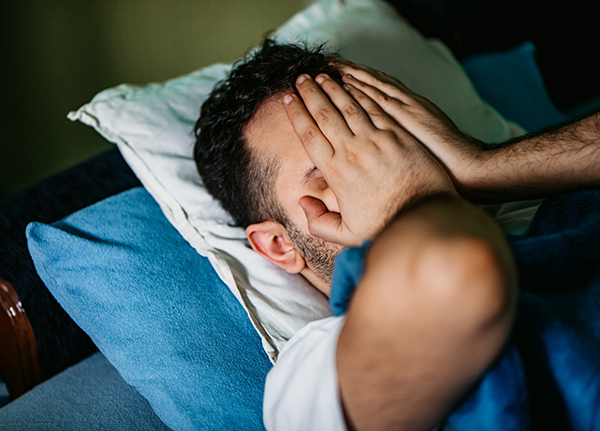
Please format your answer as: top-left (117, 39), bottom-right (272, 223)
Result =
top-left (283, 71), bottom-right (456, 247)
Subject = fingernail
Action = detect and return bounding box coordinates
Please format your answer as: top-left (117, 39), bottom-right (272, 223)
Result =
top-left (283, 94), bottom-right (294, 104)
top-left (297, 74), bottom-right (309, 85)
top-left (315, 75), bottom-right (326, 84)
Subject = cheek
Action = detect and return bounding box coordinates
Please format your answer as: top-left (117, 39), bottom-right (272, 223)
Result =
top-left (274, 172), bottom-right (340, 230)
top-left (275, 181), bottom-right (309, 226)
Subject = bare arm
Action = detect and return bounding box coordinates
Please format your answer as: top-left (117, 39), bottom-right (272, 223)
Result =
top-left (337, 192), bottom-right (516, 431)
top-left (467, 113), bottom-right (600, 201)
top-left (339, 62), bottom-right (600, 202)
top-left (283, 74), bottom-right (516, 430)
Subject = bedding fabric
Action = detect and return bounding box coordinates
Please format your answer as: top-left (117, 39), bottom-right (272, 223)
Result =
top-left (0, 149), bottom-right (140, 379)
top-left (26, 188), bottom-right (272, 431)
top-left (461, 41), bottom-right (568, 133)
top-left (0, 352), bottom-right (171, 431)
top-left (330, 190), bottom-right (600, 430)
top-left (67, 0), bottom-right (529, 362)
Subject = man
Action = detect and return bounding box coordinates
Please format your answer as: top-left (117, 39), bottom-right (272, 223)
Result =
top-left (195, 40), bottom-right (348, 292)
top-left (195, 40), bottom-right (600, 430)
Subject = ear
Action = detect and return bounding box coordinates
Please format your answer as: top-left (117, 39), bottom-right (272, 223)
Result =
top-left (246, 221), bottom-right (306, 274)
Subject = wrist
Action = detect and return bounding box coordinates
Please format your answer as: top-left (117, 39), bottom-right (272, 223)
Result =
top-left (448, 138), bottom-right (498, 202)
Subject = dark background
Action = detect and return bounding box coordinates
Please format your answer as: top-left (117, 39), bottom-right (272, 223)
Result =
top-left (0, 0), bottom-right (306, 197)
top-left (1, 0), bottom-right (598, 197)
top-left (387, 0), bottom-right (600, 112)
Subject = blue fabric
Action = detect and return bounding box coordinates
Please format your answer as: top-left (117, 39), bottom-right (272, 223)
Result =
top-left (461, 42), bottom-right (568, 132)
top-left (330, 190), bottom-right (600, 430)
top-left (26, 187), bottom-right (272, 431)
top-left (0, 148), bottom-right (139, 379)
top-left (0, 352), bottom-right (172, 431)
top-left (330, 243), bottom-right (369, 317)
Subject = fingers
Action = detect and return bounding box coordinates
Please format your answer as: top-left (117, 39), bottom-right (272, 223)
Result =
top-left (294, 73), bottom-right (381, 138)
top-left (299, 196), bottom-right (360, 247)
top-left (294, 74), bottom-right (356, 142)
top-left (333, 60), bottom-right (421, 131)
top-left (337, 78), bottom-right (422, 145)
top-left (284, 72), bottom-right (389, 171)
top-left (340, 67), bottom-right (463, 145)
top-left (341, 83), bottom-right (401, 131)
top-left (333, 59), bottom-right (382, 80)
top-left (299, 196), bottom-right (339, 237)
top-left (283, 93), bottom-right (335, 163)
top-left (341, 73), bottom-right (425, 138)
top-left (337, 63), bottom-right (419, 112)
top-left (343, 73), bottom-right (409, 114)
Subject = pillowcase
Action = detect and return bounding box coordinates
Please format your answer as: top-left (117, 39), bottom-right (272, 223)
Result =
top-left (461, 41), bottom-right (568, 132)
top-left (68, 0), bottom-right (527, 361)
top-left (26, 188), bottom-right (272, 431)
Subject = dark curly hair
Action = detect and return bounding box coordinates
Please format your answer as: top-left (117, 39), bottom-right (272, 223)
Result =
top-left (193, 39), bottom-right (342, 228)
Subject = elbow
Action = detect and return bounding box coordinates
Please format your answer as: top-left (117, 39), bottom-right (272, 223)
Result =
top-left (371, 234), bottom-right (517, 341)
top-left (348, 231), bottom-right (517, 359)
top-left (422, 236), bottom-right (517, 340)
top-left (336, 234), bottom-right (518, 431)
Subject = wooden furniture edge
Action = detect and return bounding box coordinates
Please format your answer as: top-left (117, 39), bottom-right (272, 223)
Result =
top-left (0, 277), bottom-right (42, 400)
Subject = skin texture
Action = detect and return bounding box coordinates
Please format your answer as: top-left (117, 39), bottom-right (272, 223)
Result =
top-left (282, 74), bottom-right (455, 247)
top-left (243, 94), bottom-right (343, 294)
top-left (336, 193), bottom-right (516, 431)
top-left (280, 70), bottom-right (517, 431)
top-left (248, 58), bottom-right (598, 430)
top-left (336, 61), bottom-right (600, 202)
top-left (244, 73), bottom-right (455, 293)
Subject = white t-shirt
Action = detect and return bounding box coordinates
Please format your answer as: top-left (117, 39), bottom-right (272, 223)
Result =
top-left (263, 316), bottom-right (347, 431)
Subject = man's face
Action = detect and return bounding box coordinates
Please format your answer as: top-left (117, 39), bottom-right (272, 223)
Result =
top-left (244, 94), bottom-right (344, 284)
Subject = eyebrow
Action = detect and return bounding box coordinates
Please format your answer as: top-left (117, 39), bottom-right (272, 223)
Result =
top-left (302, 166), bottom-right (320, 185)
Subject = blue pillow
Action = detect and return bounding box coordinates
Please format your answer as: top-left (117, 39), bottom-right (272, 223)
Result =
top-left (26, 187), bottom-right (272, 431)
top-left (461, 41), bottom-right (568, 132)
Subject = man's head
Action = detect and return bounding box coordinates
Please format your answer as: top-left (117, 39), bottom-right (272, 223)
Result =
top-left (194, 40), bottom-right (344, 293)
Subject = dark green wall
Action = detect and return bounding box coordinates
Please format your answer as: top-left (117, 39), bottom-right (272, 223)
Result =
top-left (0, 0), bottom-right (304, 196)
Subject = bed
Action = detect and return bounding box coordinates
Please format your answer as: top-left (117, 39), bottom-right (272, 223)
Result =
top-left (1, 0), bottom-right (598, 430)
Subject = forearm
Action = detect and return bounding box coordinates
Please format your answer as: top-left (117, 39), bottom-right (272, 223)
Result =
top-left (463, 111), bottom-right (600, 202)
top-left (337, 193), bottom-right (517, 431)
top-left (337, 64), bottom-right (600, 203)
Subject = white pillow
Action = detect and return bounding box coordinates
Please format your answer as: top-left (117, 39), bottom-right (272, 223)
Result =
top-left (69, 0), bottom-right (526, 362)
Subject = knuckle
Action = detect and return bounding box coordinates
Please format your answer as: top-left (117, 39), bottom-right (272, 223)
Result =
top-left (367, 107), bottom-right (385, 119)
top-left (301, 83), bottom-right (320, 98)
top-left (375, 90), bottom-right (392, 104)
top-left (342, 148), bottom-right (361, 165)
top-left (341, 102), bottom-right (361, 118)
top-left (351, 88), bottom-right (367, 100)
top-left (372, 73), bottom-right (388, 88)
top-left (374, 69), bottom-right (387, 79)
top-left (300, 128), bottom-right (317, 144)
top-left (308, 227), bottom-right (324, 240)
top-left (314, 108), bottom-right (331, 123)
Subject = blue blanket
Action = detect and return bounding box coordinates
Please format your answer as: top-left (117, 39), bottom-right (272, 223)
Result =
top-left (330, 190), bottom-right (600, 431)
